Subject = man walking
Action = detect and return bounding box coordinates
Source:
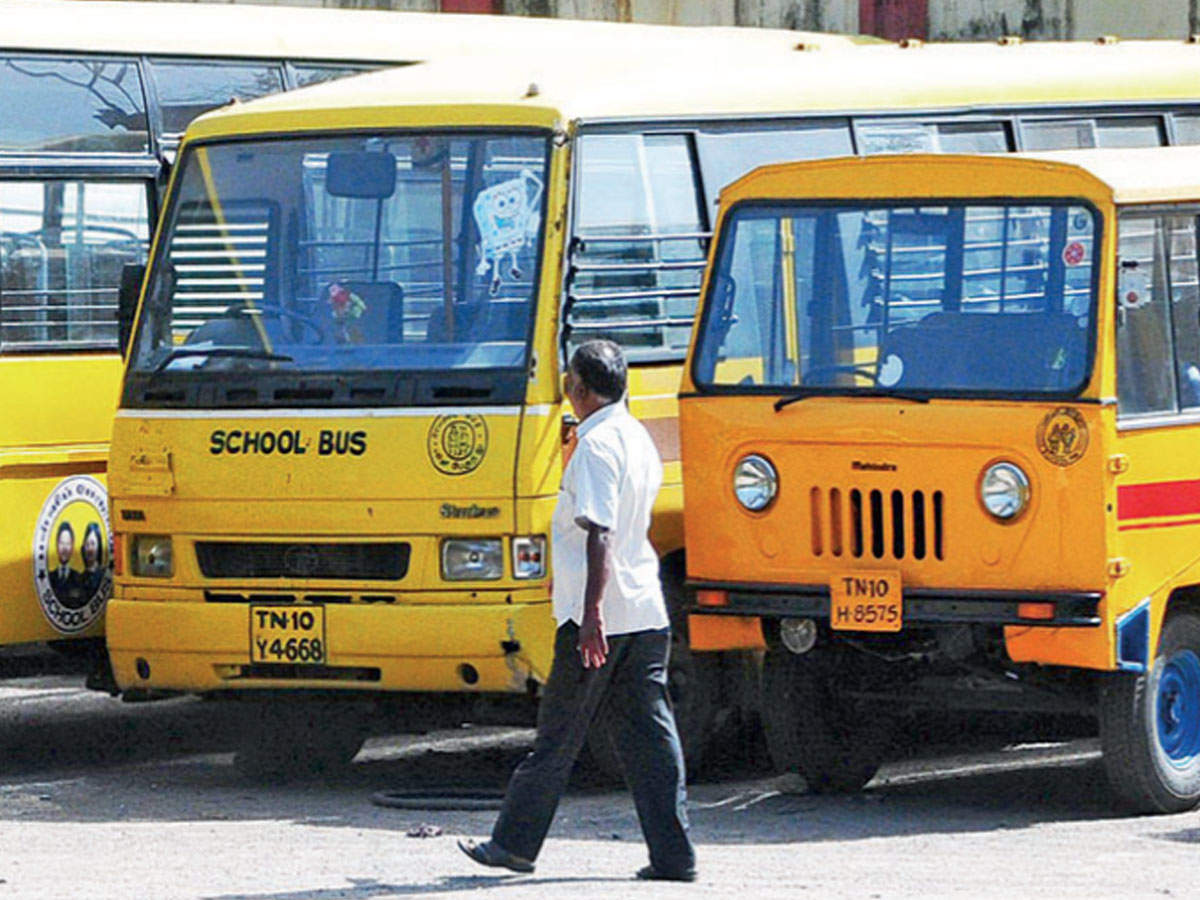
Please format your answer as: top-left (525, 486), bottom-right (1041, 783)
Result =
top-left (458, 339), bottom-right (696, 882)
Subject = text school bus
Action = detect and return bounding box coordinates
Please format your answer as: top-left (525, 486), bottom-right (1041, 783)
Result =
top-left (682, 146), bottom-right (1200, 813)
top-left (106, 41), bottom-right (1200, 773)
top-left (0, 0), bottom-right (828, 674)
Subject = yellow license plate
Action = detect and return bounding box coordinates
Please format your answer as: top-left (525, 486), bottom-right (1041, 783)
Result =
top-left (249, 605), bottom-right (326, 664)
top-left (830, 572), bottom-right (902, 632)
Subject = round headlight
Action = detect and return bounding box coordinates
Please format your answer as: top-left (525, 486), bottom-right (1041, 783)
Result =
top-left (734, 454), bottom-right (778, 511)
top-left (980, 462), bottom-right (1030, 520)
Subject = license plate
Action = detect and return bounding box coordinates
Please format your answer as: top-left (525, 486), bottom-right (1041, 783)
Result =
top-left (830, 571), bottom-right (902, 632)
top-left (249, 605), bottom-right (326, 664)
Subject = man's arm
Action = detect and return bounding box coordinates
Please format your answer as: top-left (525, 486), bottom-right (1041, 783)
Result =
top-left (578, 520), bottom-right (611, 669)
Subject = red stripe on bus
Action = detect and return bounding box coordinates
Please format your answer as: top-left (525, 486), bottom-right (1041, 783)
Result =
top-left (1118, 480), bottom-right (1200, 520)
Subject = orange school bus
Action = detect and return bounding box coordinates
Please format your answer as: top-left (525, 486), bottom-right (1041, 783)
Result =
top-left (682, 147), bottom-right (1200, 813)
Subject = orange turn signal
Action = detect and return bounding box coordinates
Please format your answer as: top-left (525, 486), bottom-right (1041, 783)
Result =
top-left (1017, 601), bottom-right (1054, 621)
top-left (112, 533), bottom-right (124, 578)
top-left (696, 589), bottom-right (729, 607)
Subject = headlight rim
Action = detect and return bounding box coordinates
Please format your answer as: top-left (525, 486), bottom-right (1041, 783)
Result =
top-left (978, 460), bottom-right (1032, 522)
top-left (440, 537), bottom-right (505, 582)
top-left (733, 453), bottom-right (779, 513)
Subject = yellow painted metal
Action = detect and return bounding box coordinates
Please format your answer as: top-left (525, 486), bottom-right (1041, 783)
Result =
top-left (106, 36), bottom-right (1200, 695)
top-left (680, 150), bottom-right (1200, 673)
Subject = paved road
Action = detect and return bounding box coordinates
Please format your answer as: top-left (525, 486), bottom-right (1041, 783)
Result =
top-left (0, 659), bottom-right (1195, 899)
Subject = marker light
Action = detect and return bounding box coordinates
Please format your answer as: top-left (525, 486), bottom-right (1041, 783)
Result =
top-left (512, 536), bottom-right (547, 580)
top-left (980, 462), bottom-right (1031, 520)
top-left (734, 454), bottom-right (778, 511)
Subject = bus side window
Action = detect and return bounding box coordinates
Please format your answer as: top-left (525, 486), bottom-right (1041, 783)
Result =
top-left (149, 59), bottom-right (286, 150)
top-left (0, 54), bottom-right (149, 154)
top-left (1116, 215), bottom-right (1177, 417)
top-left (1168, 215), bottom-right (1200, 408)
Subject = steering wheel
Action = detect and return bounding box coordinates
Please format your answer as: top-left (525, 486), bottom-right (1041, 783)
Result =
top-left (231, 302), bottom-right (326, 343)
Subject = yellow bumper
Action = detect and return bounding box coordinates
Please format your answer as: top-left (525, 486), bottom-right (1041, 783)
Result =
top-left (107, 598), bottom-right (557, 694)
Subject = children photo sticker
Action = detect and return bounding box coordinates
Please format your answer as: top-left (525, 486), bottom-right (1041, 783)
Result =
top-left (32, 475), bottom-right (113, 634)
top-left (473, 169), bottom-right (544, 296)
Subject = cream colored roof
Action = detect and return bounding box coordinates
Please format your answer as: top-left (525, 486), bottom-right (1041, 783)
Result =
top-left (0, 0), bottom-right (863, 63)
top-left (187, 37), bottom-right (1200, 139)
top-left (1018, 146), bottom-right (1200, 203)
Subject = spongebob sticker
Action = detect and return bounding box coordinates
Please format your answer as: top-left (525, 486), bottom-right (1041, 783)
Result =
top-left (473, 170), bottom-right (543, 296)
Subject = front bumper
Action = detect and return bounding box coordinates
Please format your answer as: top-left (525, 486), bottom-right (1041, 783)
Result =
top-left (688, 581), bottom-right (1102, 628)
top-left (107, 597), bottom-right (557, 695)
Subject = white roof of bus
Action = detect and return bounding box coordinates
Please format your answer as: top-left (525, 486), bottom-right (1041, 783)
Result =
top-left (1019, 146), bottom-right (1200, 203)
top-left (0, 0), bottom-right (867, 62)
top-left (188, 37), bottom-right (1200, 136)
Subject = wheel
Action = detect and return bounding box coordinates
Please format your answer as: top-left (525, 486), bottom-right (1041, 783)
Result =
top-left (761, 647), bottom-right (889, 793)
top-left (583, 563), bottom-right (722, 783)
top-left (233, 700), bottom-right (370, 780)
top-left (1100, 610), bottom-right (1200, 814)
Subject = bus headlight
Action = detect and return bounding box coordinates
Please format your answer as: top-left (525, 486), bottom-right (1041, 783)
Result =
top-left (734, 454), bottom-right (778, 511)
top-left (442, 539), bottom-right (503, 581)
top-left (131, 535), bottom-right (174, 578)
top-left (512, 536), bottom-right (546, 580)
top-left (980, 462), bottom-right (1030, 520)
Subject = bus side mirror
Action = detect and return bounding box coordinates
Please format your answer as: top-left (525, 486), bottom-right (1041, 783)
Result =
top-left (117, 262), bottom-right (146, 360)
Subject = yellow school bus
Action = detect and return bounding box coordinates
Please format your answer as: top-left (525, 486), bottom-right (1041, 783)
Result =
top-left (682, 145), bottom-right (1200, 813)
top-left (0, 1), bottom-right (832, 682)
top-left (106, 39), bottom-right (1200, 775)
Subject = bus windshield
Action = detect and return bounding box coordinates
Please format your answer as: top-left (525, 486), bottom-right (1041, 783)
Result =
top-left (128, 131), bottom-right (550, 405)
top-left (694, 200), bottom-right (1099, 398)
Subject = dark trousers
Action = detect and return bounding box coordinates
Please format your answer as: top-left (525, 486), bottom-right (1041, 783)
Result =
top-left (492, 622), bottom-right (695, 874)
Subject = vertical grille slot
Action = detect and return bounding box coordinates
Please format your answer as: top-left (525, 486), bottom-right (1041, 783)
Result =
top-left (829, 488), bottom-right (844, 557)
top-left (810, 487), bottom-right (824, 557)
top-left (869, 490), bottom-right (885, 559)
top-left (891, 490), bottom-right (906, 559)
top-left (912, 491), bottom-right (927, 560)
top-left (933, 490), bottom-right (945, 560)
top-left (850, 489), bottom-right (865, 558)
top-left (808, 486), bottom-right (944, 562)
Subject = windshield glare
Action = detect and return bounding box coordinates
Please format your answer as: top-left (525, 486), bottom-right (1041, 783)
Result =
top-left (131, 132), bottom-right (550, 378)
top-left (695, 201), bottom-right (1098, 396)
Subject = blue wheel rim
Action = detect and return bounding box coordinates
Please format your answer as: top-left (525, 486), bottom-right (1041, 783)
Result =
top-left (1156, 649), bottom-right (1200, 766)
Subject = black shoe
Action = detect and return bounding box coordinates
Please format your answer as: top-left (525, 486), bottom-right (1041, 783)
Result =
top-left (457, 838), bottom-right (535, 874)
top-left (636, 864), bottom-right (697, 882)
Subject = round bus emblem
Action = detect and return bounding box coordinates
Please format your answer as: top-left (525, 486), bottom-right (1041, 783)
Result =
top-left (31, 475), bottom-right (112, 634)
top-left (427, 415), bottom-right (488, 476)
top-left (1062, 241), bottom-right (1087, 267)
top-left (1036, 407), bottom-right (1089, 467)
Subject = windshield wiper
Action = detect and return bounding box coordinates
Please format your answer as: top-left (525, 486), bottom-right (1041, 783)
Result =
top-left (774, 388), bottom-right (930, 412)
top-left (151, 346), bottom-right (294, 376)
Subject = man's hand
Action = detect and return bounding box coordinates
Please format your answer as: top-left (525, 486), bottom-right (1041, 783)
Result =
top-left (578, 610), bottom-right (608, 669)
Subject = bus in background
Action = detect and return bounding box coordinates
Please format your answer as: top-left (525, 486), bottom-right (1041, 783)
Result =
top-left (105, 39), bottom-right (1200, 776)
top-left (680, 146), bottom-right (1200, 814)
top-left (0, 0), bottom-right (841, 680)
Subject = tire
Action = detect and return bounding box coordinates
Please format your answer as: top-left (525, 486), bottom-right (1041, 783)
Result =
top-left (233, 700), bottom-right (370, 780)
top-left (1100, 610), bottom-right (1200, 814)
top-left (761, 647), bottom-right (889, 794)
top-left (584, 563), bottom-right (721, 783)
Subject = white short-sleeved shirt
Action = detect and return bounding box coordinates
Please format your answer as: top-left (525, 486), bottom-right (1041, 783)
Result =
top-left (551, 401), bottom-right (669, 636)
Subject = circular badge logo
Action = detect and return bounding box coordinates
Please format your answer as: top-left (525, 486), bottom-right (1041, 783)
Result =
top-left (1062, 241), bottom-right (1087, 267)
top-left (427, 415), bottom-right (488, 476)
top-left (1036, 407), bottom-right (1089, 467)
top-left (32, 475), bottom-right (112, 634)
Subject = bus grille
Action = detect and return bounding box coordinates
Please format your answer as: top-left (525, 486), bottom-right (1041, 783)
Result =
top-left (809, 488), bottom-right (944, 561)
top-left (195, 542), bottom-right (410, 581)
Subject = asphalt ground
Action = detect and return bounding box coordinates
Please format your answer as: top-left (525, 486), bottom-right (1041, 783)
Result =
top-left (0, 653), bottom-right (1195, 899)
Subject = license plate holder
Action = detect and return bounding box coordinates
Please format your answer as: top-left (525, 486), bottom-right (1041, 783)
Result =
top-left (249, 604), bottom-right (327, 664)
top-left (830, 571), bottom-right (902, 632)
